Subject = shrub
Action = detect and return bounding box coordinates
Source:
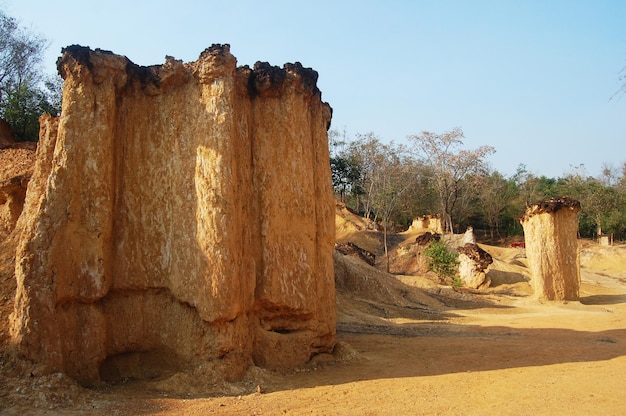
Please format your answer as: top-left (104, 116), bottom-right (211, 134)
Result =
top-left (423, 240), bottom-right (460, 286)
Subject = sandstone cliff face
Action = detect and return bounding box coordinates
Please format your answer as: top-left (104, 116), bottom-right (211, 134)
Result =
top-left (520, 197), bottom-right (581, 301)
top-left (10, 45), bottom-right (335, 385)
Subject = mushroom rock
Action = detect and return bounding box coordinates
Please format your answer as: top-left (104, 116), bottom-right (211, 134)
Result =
top-left (520, 197), bottom-right (581, 301)
top-left (10, 45), bottom-right (336, 385)
top-left (457, 243), bottom-right (493, 289)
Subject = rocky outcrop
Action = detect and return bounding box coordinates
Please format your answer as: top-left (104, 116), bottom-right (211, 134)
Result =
top-left (457, 243), bottom-right (493, 289)
top-left (335, 242), bottom-right (376, 266)
top-left (415, 231), bottom-right (441, 246)
top-left (409, 214), bottom-right (443, 234)
top-left (388, 232), bottom-right (441, 276)
top-left (520, 197), bottom-right (581, 301)
top-left (413, 232), bottom-right (442, 275)
top-left (424, 227), bottom-right (491, 289)
top-left (10, 45), bottom-right (335, 385)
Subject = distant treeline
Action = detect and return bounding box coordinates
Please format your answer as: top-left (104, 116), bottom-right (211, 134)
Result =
top-left (330, 129), bottom-right (626, 242)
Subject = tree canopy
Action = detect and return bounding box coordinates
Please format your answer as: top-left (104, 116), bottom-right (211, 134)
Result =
top-left (330, 129), bottom-right (626, 242)
top-left (0, 8), bottom-right (61, 141)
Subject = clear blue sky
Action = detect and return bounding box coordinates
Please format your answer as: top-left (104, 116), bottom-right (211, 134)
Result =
top-left (6, 0), bottom-right (626, 178)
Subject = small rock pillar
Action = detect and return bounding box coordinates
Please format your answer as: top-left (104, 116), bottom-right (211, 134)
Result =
top-left (520, 197), bottom-right (581, 301)
top-left (457, 243), bottom-right (493, 289)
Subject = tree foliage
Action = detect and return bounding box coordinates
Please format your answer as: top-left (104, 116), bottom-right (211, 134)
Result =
top-left (408, 128), bottom-right (495, 233)
top-left (330, 129), bottom-right (626, 243)
top-left (423, 240), bottom-right (460, 286)
top-left (0, 9), bottom-right (61, 141)
top-left (330, 155), bottom-right (362, 203)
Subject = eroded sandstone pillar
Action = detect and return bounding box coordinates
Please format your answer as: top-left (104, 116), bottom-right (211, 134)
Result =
top-left (10, 45), bottom-right (335, 385)
top-left (520, 197), bottom-right (581, 301)
top-left (457, 243), bottom-right (493, 289)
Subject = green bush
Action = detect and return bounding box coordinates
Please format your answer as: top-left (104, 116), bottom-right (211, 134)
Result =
top-left (423, 240), bottom-right (460, 286)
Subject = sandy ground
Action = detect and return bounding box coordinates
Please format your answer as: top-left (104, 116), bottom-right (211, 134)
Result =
top-left (0, 205), bottom-right (625, 415)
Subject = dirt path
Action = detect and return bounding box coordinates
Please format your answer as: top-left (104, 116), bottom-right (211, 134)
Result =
top-left (93, 287), bottom-right (624, 416)
top-left (146, 280), bottom-right (626, 416)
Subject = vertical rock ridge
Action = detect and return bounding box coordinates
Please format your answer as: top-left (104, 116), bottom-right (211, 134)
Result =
top-left (11, 45), bottom-right (335, 385)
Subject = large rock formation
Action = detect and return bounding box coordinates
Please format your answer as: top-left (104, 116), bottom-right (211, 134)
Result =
top-left (10, 45), bottom-right (336, 385)
top-left (520, 197), bottom-right (581, 301)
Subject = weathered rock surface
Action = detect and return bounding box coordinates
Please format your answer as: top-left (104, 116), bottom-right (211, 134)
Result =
top-left (457, 243), bottom-right (493, 289)
top-left (520, 197), bottom-right (581, 301)
top-left (412, 232), bottom-right (442, 275)
top-left (10, 45), bottom-right (336, 385)
top-left (334, 242), bottom-right (376, 266)
top-left (0, 174), bottom-right (30, 237)
top-left (415, 231), bottom-right (441, 246)
top-left (0, 124), bottom-right (38, 237)
top-left (409, 214), bottom-right (443, 234)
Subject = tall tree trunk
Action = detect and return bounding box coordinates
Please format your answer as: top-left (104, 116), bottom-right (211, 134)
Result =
top-left (384, 219), bottom-right (390, 273)
top-left (442, 212), bottom-right (453, 234)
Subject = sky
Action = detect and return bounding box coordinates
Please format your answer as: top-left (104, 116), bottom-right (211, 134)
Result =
top-left (4, 0), bottom-right (626, 178)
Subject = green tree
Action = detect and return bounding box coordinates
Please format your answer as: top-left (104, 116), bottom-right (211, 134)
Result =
top-left (559, 168), bottom-right (621, 238)
top-left (0, 8), bottom-right (60, 141)
top-left (510, 164), bottom-right (559, 209)
top-left (423, 240), bottom-right (460, 286)
top-left (408, 128), bottom-right (495, 233)
top-left (396, 161), bottom-right (438, 226)
top-left (344, 132), bottom-right (388, 219)
top-left (366, 141), bottom-right (413, 272)
top-left (330, 155), bottom-right (363, 203)
top-left (475, 169), bottom-right (516, 240)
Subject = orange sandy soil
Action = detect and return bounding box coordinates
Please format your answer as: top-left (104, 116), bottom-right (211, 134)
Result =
top-left (1, 206), bottom-right (625, 415)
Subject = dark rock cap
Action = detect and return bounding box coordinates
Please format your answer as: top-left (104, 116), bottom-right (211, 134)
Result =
top-left (520, 196), bottom-right (581, 222)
